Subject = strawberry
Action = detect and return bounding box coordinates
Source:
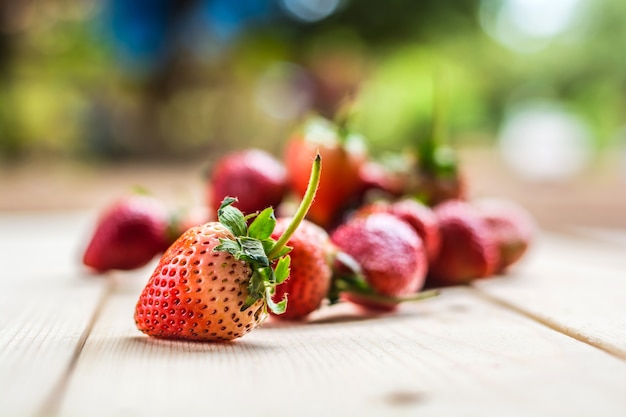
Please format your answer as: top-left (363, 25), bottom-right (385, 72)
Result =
top-left (270, 218), bottom-right (333, 320)
top-left (209, 148), bottom-right (288, 215)
top-left (285, 116), bottom-right (366, 228)
top-left (412, 167), bottom-right (466, 207)
top-left (356, 199), bottom-right (441, 263)
top-left (357, 160), bottom-right (407, 201)
top-left (428, 200), bottom-right (499, 286)
top-left (135, 154), bottom-right (321, 342)
top-left (330, 213), bottom-right (428, 310)
top-left (82, 194), bottom-right (170, 273)
top-left (474, 197), bottom-right (535, 273)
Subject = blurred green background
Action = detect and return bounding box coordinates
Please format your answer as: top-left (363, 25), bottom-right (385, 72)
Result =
top-left (1, 0), bottom-right (625, 225)
top-left (2, 0), bottom-right (625, 157)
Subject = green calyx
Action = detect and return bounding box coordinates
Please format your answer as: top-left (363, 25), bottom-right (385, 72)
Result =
top-left (329, 250), bottom-right (440, 307)
top-left (214, 199), bottom-right (290, 314)
top-left (214, 154), bottom-right (321, 315)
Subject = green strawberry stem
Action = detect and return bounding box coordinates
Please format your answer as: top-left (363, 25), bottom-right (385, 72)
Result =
top-left (268, 153), bottom-right (321, 259)
top-left (417, 74), bottom-right (457, 178)
top-left (338, 280), bottom-right (439, 305)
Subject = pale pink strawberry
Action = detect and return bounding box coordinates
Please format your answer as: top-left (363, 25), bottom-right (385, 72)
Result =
top-left (331, 213), bottom-right (428, 299)
top-left (356, 199), bottom-right (441, 262)
top-left (134, 222), bottom-right (265, 341)
top-left (428, 200), bottom-right (499, 286)
top-left (474, 197), bottom-right (535, 273)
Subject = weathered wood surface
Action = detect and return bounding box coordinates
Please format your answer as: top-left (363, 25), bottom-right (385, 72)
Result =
top-left (0, 212), bottom-right (625, 417)
top-left (473, 233), bottom-right (626, 359)
top-left (59, 288), bottom-right (626, 417)
top-left (0, 212), bottom-right (109, 417)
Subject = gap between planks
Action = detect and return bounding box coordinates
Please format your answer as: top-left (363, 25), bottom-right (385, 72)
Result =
top-left (469, 286), bottom-right (626, 362)
top-left (35, 276), bottom-right (117, 417)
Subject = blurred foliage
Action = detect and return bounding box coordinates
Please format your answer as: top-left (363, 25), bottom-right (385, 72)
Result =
top-left (0, 0), bottom-right (625, 162)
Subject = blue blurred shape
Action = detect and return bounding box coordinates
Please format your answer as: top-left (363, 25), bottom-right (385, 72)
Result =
top-left (105, 0), bottom-right (176, 75)
top-left (198, 0), bottom-right (276, 42)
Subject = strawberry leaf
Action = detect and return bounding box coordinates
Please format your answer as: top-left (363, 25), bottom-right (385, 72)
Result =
top-left (243, 212), bottom-right (259, 222)
top-left (241, 294), bottom-right (258, 312)
top-left (238, 237), bottom-right (269, 267)
top-left (248, 208), bottom-right (276, 240)
top-left (261, 238), bottom-right (276, 253)
top-left (261, 239), bottom-right (292, 257)
top-left (217, 197), bottom-right (247, 237)
top-left (269, 245), bottom-right (292, 260)
top-left (214, 239), bottom-right (242, 258)
top-left (242, 268), bottom-right (267, 311)
top-left (265, 287), bottom-right (287, 315)
top-left (274, 255), bottom-right (291, 284)
top-left (257, 265), bottom-right (275, 285)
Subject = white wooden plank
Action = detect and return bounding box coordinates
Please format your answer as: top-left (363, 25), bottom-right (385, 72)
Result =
top-left (59, 287), bottom-right (626, 417)
top-left (0, 281), bottom-right (108, 417)
top-left (473, 232), bottom-right (626, 359)
top-left (0, 211), bottom-right (97, 282)
top-left (0, 212), bottom-right (110, 416)
top-left (567, 226), bottom-right (626, 246)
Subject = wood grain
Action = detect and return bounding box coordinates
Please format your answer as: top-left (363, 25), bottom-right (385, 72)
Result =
top-left (473, 232), bottom-right (626, 359)
top-left (567, 226), bottom-right (626, 246)
top-left (58, 287), bottom-right (626, 417)
top-left (3, 213), bottom-right (626, 417)
top-left (0, 211), bottom-right (96, 282)
top-left (0, 281), bottom-right (109, 417)
top-left (0, 212), bottom-right (109, 416)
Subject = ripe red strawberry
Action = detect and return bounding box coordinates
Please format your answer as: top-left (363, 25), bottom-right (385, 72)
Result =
top-left (412, 168), bottom-right (466, 206)
top-left (474, 197), bottom-right (535, 273)
top-left (428, 200), bottom-right (499, 286)
top-left (209, 148), bottom-right (288, 215)
top-left (356, 199), bottom-right (441, 263)
top-left (82, 195), bottom-right (170, 273)
top-left (285, 116), bottom-right (366, 228)
top-left (330, 213), bottom-right (428, 310)
top-left (357, 160), bottom-right (407, 201)
top-left (270, 218), bottom-right (333, 320)
top-left (135, 155), bottom-right (321, 342)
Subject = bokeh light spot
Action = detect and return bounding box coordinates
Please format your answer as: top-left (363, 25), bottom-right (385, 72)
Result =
top-left (255, 62), bottom-right (314, 121)
top-left (480, 0), bottom-right (586, 52)
top-left (281, 0), bottom-right (342, 23)
top-left (498, 102), bottom-right (593, 181)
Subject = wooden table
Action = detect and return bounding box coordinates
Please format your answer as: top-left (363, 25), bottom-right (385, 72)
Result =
top-left (1, 211), bottom-right (625, 417)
